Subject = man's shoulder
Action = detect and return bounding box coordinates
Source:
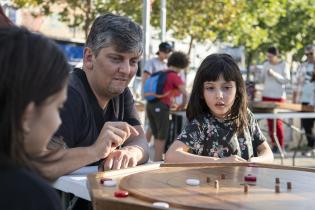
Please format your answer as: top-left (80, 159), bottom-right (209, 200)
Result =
top-left (69, 69), bottom-right (85, 91)
top-left (67, 69), bottom-right (89, 102)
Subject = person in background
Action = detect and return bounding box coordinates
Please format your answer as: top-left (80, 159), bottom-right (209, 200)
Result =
top-left (165, 54), bottom-right (274, 164)
top-left (293, 44), bottom-right (315, 157)
top-left (142, 42), bottom-right (173, 82)
top-left (142, 42), bottom-right (173, 143)
top-left (0, 27), bottom-right (68, 210)
top-left (146, 51), bottom-right (189, 161)
top-left (261, 46), bottom-right (290, 153)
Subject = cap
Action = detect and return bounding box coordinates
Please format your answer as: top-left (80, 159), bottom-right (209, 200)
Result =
top-left (267, 46), bottom-right (279, 56)
top-left (305, 44), bottom-right (315, 54)
top-left (157, 42), bottom-right (173, 54)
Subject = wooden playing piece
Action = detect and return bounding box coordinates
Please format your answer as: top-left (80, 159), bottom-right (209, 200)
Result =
top-left (287, 182), bottom-right (292, 190)
top-left (244, 183), bottom-right (248, 193)
top-left (275, 177), bottom-right (280, 184)
top-left (275, 184), bottom-right (280, 193)
top-left (221, 174), bottom-right (226, 180)
top-left (214, 180), bottom-right (219, 189)
top-left (206, 177), bottom-right (211, 183)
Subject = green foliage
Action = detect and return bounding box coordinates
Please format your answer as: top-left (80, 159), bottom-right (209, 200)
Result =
top-left (11, 0), bottom-right (315, 63)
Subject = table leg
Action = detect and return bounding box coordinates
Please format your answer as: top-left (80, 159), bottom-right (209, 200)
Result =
top-left (273, 118), bottom-right (285, 165)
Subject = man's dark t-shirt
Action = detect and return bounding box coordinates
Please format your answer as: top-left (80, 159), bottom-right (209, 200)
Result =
top-left (54, 68), bottom-right (141, 148)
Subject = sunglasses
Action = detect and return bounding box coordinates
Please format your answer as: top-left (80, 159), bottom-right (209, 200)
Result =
top-left (305, 52), bottom-right (313, 56)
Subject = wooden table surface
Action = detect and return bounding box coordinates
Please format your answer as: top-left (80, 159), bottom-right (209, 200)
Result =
top-left (88, 162), bottom-right (315, 210)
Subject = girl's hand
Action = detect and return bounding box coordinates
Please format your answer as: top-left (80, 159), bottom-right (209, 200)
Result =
top-left (219, 155), bottom-right (247, 163)
top-left (248, 157), bottom-right (260, 163)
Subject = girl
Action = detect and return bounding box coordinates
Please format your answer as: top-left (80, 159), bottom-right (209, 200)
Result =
top-left (0, 27), bottom-right (69, 209)
top-left (165, 54), bottom-right (274, 163)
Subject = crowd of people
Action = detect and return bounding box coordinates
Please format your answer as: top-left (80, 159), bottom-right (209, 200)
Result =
top-left (1, 6), bottom-right (315, 210)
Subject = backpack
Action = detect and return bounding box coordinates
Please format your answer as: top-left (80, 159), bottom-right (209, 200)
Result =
top-left (143, 70), bottom-right (172, 101)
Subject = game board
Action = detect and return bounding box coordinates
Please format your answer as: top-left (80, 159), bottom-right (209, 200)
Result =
top-left (88, 163), bottom-right (315, 210)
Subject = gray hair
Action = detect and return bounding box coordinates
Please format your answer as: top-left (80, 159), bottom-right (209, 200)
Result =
top-left (86, 13), bottom-right (143, 56)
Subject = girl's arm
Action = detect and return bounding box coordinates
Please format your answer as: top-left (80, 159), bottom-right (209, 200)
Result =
top-left (249, 141), bottom-right (274, 163)
top-left (165, 140), bottom-right (246, 163)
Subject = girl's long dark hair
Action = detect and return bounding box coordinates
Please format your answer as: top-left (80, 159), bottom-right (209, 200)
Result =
top-left (186, 53), bottom-right (248, 133)
top-left (0, 27), bottom-right (69, 167)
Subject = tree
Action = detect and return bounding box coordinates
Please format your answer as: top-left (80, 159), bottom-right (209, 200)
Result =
top-left (12, 0), bottom-right (142, 38)
top-left (150, 0), bottom-right (242, 55)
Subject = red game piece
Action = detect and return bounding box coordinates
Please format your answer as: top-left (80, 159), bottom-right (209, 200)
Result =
top-left (114, 190), bottom-right (129, 198)
top-left (244, 174), bottom-right (257, 182)
top-left (100, 178), bottom-right (112, 184)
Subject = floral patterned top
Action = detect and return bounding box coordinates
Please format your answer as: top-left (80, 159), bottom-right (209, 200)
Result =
top-left (177, 109), bottom-right (266, 160)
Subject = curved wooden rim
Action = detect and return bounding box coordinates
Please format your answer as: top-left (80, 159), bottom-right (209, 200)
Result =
top-left (161, 162), bottom-right (315, 173)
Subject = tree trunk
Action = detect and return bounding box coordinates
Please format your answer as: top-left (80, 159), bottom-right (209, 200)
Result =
top-left (246, 51), bottom-right (253, 83)
top-left (84, 0), bottom-right (92, 39)
top-left (187, 35), bottom-right (194, 56)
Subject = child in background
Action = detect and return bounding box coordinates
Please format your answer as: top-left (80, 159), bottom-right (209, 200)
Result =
top-left (146, 51), bottom-right (189, 161)
top-left (165, 54), bottom-right (273, 163)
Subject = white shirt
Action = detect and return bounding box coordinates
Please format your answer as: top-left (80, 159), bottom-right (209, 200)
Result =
top-left (143, 57), bottom-right (167, 74)
top-left (293, 62), bottom-right (315, 104)
top-left (262, 60), bottom-right (290, 99)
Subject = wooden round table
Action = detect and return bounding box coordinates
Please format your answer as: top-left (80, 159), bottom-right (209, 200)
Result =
top-left (88, 163), bottom-right (315, 210)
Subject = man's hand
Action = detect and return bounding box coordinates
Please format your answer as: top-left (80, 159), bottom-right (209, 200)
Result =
top-left (102, 148), bottom-right (138, 170)
top-left (92, 122), bottom-right (139, 160)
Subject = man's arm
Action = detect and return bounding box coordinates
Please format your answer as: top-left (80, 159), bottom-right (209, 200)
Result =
top-left (34, 121), bottom-right (140, 180)
top-left (121, 125), bottom-right (149, 164)
top-left (32, 146), bottom-right (101, 181)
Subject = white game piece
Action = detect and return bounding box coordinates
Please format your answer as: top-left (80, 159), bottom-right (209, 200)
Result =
top-left (186, 178), bottom-right (200, 186)
top-left (153, 202), bottom-right (169, 208)
top-left (103, 180), bottom-right (117, 187)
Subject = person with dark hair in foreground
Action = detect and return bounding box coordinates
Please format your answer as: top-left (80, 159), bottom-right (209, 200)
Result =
top-left (0, 27), bottom-right (69, 210)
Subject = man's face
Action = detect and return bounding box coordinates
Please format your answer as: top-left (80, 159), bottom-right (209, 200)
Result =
top-left (305, 50), bottom-right (315, 63)
top-left (84, 46), bottom-right (141, 99)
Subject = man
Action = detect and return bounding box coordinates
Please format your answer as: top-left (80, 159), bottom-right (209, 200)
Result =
top-left (146, 51), bottom-right (189, 161)
top-left (293, 44), bottom-right (315, 157)
top-left (142, 42), bottom-right (173, 143)
top-left (261, 46), bottom-right (290, 153)
top-left (34, 13), bottom-right (149, 180)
